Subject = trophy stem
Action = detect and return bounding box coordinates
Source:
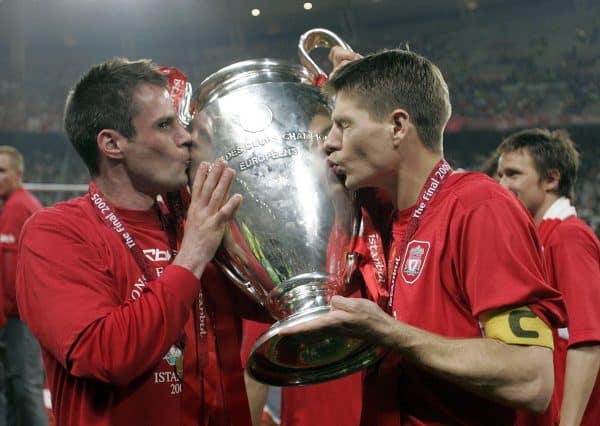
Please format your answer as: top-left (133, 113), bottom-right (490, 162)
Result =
top-left (246, 273), bottom-right (384, 386)
top-left (267, 272), bottom-right (331, 320)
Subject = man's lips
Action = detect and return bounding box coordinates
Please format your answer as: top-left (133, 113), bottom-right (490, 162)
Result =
top-left (327, 158), bottom-right (346, 176)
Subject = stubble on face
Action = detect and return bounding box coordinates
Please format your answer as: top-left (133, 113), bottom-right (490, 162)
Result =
top-left (498, 150), bottom-right (546, 217)
top-left (124, 84), bottom-right (191, 194)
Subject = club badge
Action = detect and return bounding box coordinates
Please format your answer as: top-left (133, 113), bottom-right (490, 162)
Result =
top-left (401, 240), bottom-right (430, 285)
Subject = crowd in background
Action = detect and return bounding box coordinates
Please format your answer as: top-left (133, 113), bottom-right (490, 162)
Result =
top-left (1, 0), bottom-right (599, 134)
top-left (0, 0), bottom-right (598, 227)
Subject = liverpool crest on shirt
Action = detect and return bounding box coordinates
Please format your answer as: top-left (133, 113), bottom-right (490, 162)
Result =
top-left (401, 240), bottom-right (430, 284)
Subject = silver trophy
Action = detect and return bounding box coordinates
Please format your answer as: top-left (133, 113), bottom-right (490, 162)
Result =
top-left (191, 29), bottom-right (383, 386)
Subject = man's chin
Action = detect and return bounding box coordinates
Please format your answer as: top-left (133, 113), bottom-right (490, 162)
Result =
top-left (342, 174), bottom-right (363, 191)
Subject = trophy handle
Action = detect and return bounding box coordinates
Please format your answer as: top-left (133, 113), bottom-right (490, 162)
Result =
top-left (298, 28), bottom-right (353, 85)
top-left (214, 251), bottom-right (268, 306)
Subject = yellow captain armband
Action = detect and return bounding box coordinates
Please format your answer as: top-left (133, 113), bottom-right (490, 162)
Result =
top-left (481, 306), bottom-right (554, 350)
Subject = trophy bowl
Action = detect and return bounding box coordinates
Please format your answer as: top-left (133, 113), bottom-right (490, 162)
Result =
top-left (190, 29), bottom-right (384, 386)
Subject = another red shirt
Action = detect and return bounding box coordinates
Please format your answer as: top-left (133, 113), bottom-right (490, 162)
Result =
top-left (356, 172), bottom-right (566, 426)
top-left (539, 214), bottom-right (600, 426)
top-left (16, 193), bottom-right (253, 426)
top-left (0, 187), bottom-right (42, 320)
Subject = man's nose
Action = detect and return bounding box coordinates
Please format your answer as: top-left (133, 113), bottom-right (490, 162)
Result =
top-left (175, 121), bottom-right (192, 149)
top-left (323, 126), bottom-right (341, 155)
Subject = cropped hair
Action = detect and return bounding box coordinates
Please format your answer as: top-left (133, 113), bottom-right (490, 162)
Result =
top-left (64, 58), bottom-right (167, 176)
top-left (498, 128), bottom-right (579, 200)
top-left (0, 146), bottom-right (24, 173)
top-left (324, 49), bottom-right (452, 152)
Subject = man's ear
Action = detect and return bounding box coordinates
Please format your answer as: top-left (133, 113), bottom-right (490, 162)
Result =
top-left (97, 129), bottom-right (126, 160)
top-left (390, 108), bottom-right (410, 148)
top-left (543, 169), bottom-right (560, 193)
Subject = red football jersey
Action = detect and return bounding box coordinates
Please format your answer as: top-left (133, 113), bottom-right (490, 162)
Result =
top-left (16, 194), bottom-right (252, 426)
top-left (0, 187), bottom-right (42, 319)
top-left (539, 214), bottom-right (600, 426)
top-left (355, 172), bottom-right (566, 426)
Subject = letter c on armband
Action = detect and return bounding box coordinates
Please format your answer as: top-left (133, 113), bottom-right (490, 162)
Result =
top-left (481, 306), bottom-right (554, 349)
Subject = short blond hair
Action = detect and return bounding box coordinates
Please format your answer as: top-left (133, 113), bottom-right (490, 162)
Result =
top-left (0, 146), bottom-right (24, 173)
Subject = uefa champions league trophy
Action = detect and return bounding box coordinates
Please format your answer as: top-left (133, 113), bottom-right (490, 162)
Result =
top-left (190, 29), bottom-right (384, 386)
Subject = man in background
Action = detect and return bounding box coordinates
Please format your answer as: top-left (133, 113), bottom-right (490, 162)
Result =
top-left (498, 128), bottom-right (600, 426)
top-left (0, 145), bottom-right (48, 426)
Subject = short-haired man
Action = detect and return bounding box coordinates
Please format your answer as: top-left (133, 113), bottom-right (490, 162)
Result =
top-left (498, 128), bottom-right (600, 426)
top-left (0, 145), bottom-right (47, 426)
top-left (284, 48), bottom-right (567, 425)
top-left (16, 58), bottom-right (255, 426)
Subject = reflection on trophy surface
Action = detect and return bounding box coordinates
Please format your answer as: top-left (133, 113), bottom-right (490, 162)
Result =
top-left (190, 29), bottom-right (384, 386)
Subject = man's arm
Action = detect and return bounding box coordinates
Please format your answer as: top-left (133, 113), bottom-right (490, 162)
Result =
top-left (284, 295), bottom-right (554, 413)
top-left (17, 160), bottom-right (241, 386)
top-left (560, 344), bottom-right (600, 426)
top-left (547, 225), bottom-right (600, 425)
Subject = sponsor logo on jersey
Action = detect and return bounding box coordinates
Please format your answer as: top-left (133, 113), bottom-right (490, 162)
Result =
top-left (143, 248), bottom-right (172, 262)
top-left (0, 233), bottom-right (16, 244)
top-left (401, 240), bottom-right (430, 284)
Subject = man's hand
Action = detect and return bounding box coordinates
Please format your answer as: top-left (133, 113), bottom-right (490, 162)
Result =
top-left (329, 46), bottom-right (363, 76)
top-left (280, 295), bottom-right (393, 344)
top-left (173, 159), bottom-right (242, 278)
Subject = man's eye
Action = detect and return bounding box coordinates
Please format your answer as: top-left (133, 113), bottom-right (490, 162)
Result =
top-left (159, 121), bottom-right (170, 129)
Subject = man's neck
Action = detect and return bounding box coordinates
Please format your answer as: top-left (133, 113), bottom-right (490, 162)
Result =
top-left (1, 184), bottom-right (22, 202)
top-left (92, 172), bottom-right (156, 210)
top-left (533, 193), bottom-right (561, 226)
top-left (392, 150), bottom-right (444, 211)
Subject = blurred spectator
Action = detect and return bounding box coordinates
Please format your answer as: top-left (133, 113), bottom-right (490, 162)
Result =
top-left (0, 146), bottom-right (48, 426)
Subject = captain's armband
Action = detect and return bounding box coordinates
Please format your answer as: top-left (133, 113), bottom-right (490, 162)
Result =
top-left (480, 306), bottom-right (553, 350)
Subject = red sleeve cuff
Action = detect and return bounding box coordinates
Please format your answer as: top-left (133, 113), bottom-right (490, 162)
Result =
top-left (161, 264), bottom-right (201, 302)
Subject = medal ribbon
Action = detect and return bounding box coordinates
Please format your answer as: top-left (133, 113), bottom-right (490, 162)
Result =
top-left (358, 159), bottom-right (452, 312)
top-left (89, 182), bottom-right (179, 281)
top-left (387, 159), bottom-right (452, 311)
top-left (164, 188), bottom-right (211, 372)
top-left (88, 183), bottom-right (193, 378)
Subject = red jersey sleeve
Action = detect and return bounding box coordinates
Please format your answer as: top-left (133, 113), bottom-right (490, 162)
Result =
top-left (455, 192), bottom-right (566, 327)
top-left (1, 191), bottom-right (40, 317)
top-left (16, 209), bottom-right (201, 386)
top-left (545, 220), bottom-right (600, 346)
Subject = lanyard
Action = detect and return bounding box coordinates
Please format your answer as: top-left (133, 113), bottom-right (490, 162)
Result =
top-left (359, 159), bottom-right (452, 312)
top-left (387, 159), bottom-right (452, 310)
top-left (164, 188), bottom-right (211, 372)
top-left (89, 183), bottom-right (203, 379)
top-left (89, 182), bottom-right (177, 282)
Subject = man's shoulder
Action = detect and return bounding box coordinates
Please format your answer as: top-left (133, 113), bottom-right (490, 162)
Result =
top-left (442, 171), bottom-right (518, 211)
top-left (25, 195), bottom-right (92, 232)
top-left (549, 216), bottom-right (599, 247)
top-left (4, 188), bottom-right (42, 214)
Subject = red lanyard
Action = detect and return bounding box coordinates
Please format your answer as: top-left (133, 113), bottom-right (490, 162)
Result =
top-left (387, 159), bottom-right (452, 310)
top-left (164, 188), bottom-right (212, 371)
top-left (359, 159), bottom-right (452, 312)
top-left (89, 184), bottom-right (208, 377)
top-left (88, 182), bottom-right (177, 282)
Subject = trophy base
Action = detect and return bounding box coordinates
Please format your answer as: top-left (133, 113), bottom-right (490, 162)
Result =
top-left (246, 305), bottom-right (385, 386)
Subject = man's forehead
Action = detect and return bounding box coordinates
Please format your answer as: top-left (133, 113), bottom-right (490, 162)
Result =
top-left (0, 153), bottom-right (11, 164)
top-left (131, 83), bottom-right (176, 122)
top-left (133, 83), bottom-right (170, 104)
top-left (332, 91), bottom-right (365, 114)
top-left (499, 149), bottom-right (535, 167)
